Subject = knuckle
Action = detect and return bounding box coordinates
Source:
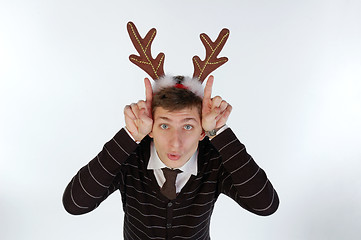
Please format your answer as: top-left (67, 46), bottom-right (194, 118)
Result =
top-left (124, 105), bottom-right (130, 111)
top-left (213, 95), bottom-right (222, 100)
top-left (131, 103), bottom-right (139, 110)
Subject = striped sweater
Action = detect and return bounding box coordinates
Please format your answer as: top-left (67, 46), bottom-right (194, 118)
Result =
top-left (63, 128), bottom-right (279, 239)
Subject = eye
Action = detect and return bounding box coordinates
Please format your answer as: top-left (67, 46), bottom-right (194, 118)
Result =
top-left (184, 125), bottom-right (193, 130)
top-left (160, 124), bottom-right (168, 130)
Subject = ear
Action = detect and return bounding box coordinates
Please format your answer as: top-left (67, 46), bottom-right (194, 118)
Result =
top-left (149, 131), bottom-right (153, 138)
top-left (199, 130), bottom-right (206, 141)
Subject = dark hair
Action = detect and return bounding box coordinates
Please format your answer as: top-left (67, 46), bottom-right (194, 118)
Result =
top-left (152, 87), bottom-right (202, 117)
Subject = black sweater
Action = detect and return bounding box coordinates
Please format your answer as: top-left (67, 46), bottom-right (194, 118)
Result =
top-left (63, 128), bottom-right (279, 239)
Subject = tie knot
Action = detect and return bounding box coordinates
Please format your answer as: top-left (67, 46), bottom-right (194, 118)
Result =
top-left (162, 168), bottom-right (182, 180)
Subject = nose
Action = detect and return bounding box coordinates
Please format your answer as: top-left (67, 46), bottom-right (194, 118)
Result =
top-left (169, 129), bottom-right (182, 148)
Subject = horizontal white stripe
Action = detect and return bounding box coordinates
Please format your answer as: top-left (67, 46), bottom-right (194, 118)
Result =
top-left (78, 171), bottom-right (103, 199)
top-left (70, 177), bottom-right (89, 209)
top-left (174, 199), bottom-right (215, 211)
top-left (104, 146), bottom-right (121, 165)
top-left (87, 164), bottom-right (108, 188)
top-left (173, 207), bottom-right (213, 219)
top-left (123, 223), bottom-right (142, 240)
top-left (223, 147), bottom-right (246, 165)
top-left (126, 185), bottom-right (164, 202)
top-left (97, 155), bottom-right (116, 176)
top-left (238, 179), bottom-right (270, 199)
top-left (233, 167), bottom-right (260, 186)
top-left (252, 189), bottom-right (275, 212)
top-left (172, 213), bottom-right (211, 229)
top-left (218, 138), bottom-right (237, 152)
top-left (112, 137), bottom-right (130, 156)
top-left (230, 156), bottom-right (252, 174)
top-left (126, 195), bottom-right (166, 211)
top-left (126, 216), bottom-right (165, 240)
top-left (127, 204), bottom-right (165, 219)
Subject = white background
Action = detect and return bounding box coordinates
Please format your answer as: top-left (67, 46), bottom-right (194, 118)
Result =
top-left (1, 0), bottom-right (361, 239)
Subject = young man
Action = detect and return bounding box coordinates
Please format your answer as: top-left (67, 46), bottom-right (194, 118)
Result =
top-left (63, 22), bottom-right (279, 239)
top-left (63, 75), bottom-right (279, 239)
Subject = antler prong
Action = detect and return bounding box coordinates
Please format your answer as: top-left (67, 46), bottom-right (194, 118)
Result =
top-left (127, 21), bottom-right (165, 80)
top-left (192, 28), bottom-right (230, 83)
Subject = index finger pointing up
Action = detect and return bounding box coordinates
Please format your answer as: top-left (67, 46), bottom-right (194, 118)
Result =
top-left (203, 75), bottom-right (214, 101)
top-left (144, 77), bottom-right (153, 103)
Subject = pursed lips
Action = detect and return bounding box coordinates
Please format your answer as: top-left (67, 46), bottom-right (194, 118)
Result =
top-left (167, 153), bottom-right (181, 161)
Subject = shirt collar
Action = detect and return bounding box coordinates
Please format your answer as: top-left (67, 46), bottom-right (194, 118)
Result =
top-left (147, 141), bottom-right (198, 176)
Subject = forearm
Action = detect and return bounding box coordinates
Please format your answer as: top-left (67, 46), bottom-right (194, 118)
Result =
top-left (211, 128), bottom-right (279, 216)
top-left (62, 128), bottom-right (138, 215)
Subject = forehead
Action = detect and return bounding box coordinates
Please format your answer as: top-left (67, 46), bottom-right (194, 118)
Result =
top-left (153, 107), bottom-right (201, 122)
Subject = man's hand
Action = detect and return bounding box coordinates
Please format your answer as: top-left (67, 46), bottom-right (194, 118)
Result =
top-left (124, 78), bottom-right (153, 142)
top-left (202, 75), bottom-right (232, 132)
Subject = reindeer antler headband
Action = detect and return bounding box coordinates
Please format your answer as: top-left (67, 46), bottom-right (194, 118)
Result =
top-left (127, 21), bottom-right (229, 97)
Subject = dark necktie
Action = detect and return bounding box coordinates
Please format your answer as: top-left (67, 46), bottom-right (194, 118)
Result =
top-left (160, 168), bottom-right (182, 200)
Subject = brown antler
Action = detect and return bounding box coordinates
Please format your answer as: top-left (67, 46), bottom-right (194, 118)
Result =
top-left (192, 28), bottom-right (230, 83)
top-left (127, 22), bottom-right (165, 80)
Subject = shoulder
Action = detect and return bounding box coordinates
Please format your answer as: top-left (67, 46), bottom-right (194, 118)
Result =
top-left (198, 137), bottom-right (221, 163)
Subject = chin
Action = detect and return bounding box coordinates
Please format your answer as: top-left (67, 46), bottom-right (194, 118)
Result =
top-left (164, 160), bottom-right (183, 169)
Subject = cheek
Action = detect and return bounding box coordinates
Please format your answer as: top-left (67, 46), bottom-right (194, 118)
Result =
top-left (184, 133), bottom-right (202, 149)
top-left (153, 132), bottom-right (169, 150)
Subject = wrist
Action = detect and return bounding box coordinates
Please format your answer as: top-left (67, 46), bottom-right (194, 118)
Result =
top-left (124, 127), bottom-right (145, 143)
top-left (133, 133), bottom-right (147, 143)
top-left (204, 125), bottom-right (226, 139)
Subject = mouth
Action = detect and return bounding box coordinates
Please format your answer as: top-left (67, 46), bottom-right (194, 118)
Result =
top-left (167, 153), bottom-right (181, 161)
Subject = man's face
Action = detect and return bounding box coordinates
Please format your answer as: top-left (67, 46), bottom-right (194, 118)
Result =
top-left (149, 107), bottom-right (205, 169)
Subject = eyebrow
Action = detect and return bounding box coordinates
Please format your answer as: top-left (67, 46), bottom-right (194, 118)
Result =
top-left (158, 117), bottom-right (198, 123)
